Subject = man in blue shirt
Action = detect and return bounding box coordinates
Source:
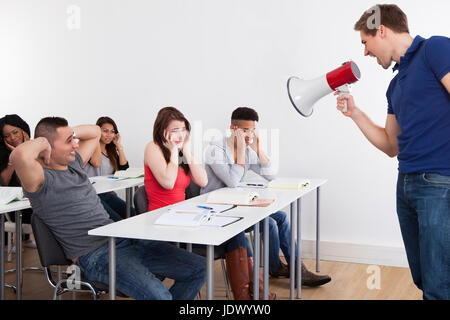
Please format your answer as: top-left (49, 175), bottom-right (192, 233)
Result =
top-left (336, 4), bottom-right (450, 299)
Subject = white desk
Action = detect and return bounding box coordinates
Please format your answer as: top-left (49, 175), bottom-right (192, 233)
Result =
top-left (0, 176), bottom-right (144, 300)
top-left (90, 177), bottom-right (144, 219)
top-left (89, 178), bottom-right (327, 300)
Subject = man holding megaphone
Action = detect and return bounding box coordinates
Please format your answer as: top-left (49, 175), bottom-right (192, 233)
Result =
top-left (336, 4), bottom-right (450, 300)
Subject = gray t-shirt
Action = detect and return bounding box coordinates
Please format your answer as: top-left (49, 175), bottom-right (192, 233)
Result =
top-left (83, 153), bottom-right (115, 177)
top-left (23, 152), bottom-right (112, 260)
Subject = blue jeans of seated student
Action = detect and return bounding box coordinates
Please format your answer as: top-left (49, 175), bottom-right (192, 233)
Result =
top-left (396, 173), bottom-right (450, 300)
top-left (192, 231), bottom-right (253, 257)
top-left (100, 192), bottom-right (136, 222)
top-left (76, 238), bottom-right (206, 300)
top-left (251, 211), bottom-right (297, 273)
top-left (221, 232), bottom-right (253, 256)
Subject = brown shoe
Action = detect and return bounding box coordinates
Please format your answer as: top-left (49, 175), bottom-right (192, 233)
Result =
top-left (270, 262), bottom-right (290, 278)
top-left (225, 247), bottom-right (252, 300)
top-left (248, 257), bottom-right (276, 300)
top-left (293, 262), bottom-right (331, 287)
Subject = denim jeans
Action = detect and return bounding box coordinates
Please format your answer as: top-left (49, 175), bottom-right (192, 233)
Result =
top-left (252, 211), bottom-right (297, 273)
top-left (221, 232), bottom-right (253, 257)
top-left (100, 192), bottom-right (136, 222)
top-left (76, 238), bottom-right (206, 300)
top-left (192, 231), bottom-right (253, 258)
top-left (397, 173), bottom-right (450, 300)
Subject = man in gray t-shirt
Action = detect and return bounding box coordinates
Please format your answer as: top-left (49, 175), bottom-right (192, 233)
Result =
top-left (11, 117), bottom-right (206, 299)
top-left (23, 152), bottom-right (111, 260)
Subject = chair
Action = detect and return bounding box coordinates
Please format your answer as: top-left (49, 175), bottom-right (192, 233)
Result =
top-left (133, 183), bottom-right (232, 299)
top-left (133, 185), bottom-right (149, 215)
top-left (31, 214), bottom-right (123, 300)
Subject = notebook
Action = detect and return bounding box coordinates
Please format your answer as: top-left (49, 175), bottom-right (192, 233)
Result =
top-left (267, 178), bottom-right (310, 190)
top-left (154, 208), bottom-right (212, 227)
top-left (113, 168), bottom-right (144, 179)
top-left (0, 187), bottom-right (25, 205)
top-left (206, 188), bottom-right (274, 207)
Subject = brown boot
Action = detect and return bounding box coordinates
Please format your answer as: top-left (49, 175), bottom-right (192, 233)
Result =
top-left (225, 247), bottom-right (252, 300)
top-left (293, 262), bottom-right (331, 287)
top-left (247, 257), bottom-right (276, 300)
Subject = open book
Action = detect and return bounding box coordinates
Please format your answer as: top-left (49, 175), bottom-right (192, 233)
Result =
top-left (268, 178), bottom-right (310, 190)
top-left (206, 188), bottom-right (274, 207)
top-left (154, 208), bottom-right (212, 227)
top-left (0, 187), bottom-right (25, 205)
top-left (113, 168), bottom-right (144, 179)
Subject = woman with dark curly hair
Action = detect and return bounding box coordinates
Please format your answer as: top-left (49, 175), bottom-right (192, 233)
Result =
top-left (0, 114), bottom-right (35, 248)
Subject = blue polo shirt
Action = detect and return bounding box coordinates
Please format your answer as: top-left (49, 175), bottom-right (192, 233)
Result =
top-left (386, 35), bottom-right (450, 175)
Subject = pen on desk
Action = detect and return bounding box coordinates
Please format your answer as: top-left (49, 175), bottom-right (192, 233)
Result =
top-left (247, 183), bottom-right (264, 187)
top-left (197, 205), bottom-right (214, 210)
top-left (91, 181), bottom-right (96, 185)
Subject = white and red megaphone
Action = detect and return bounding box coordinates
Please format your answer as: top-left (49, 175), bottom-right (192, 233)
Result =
top-left (287, 61), bottom-right (361, 117)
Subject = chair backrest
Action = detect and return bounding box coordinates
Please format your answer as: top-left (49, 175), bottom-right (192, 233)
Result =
top-left (185, 181), bottom-right (201, 200)
top-left (31, 214), bottom-right (72, 267)
top-left (134, 181), bottom-right (200, 215)
top-left (133, 185), bottom-right (149, 215)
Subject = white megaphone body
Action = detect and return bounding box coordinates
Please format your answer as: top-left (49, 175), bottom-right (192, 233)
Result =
top-left (287, 61), bottom-right (361, 117)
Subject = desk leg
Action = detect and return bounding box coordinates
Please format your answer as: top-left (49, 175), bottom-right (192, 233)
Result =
top-left (263, 217), bottom-right (269, 300)
top-left (253, 222), bottom-right (260, 300)
top-left (206, 245), bottom-right (214, 300)
top-left (316, 187), bottom-right (321, 273)
top-left (290, 202), bottom-right (296, 300)
top-left (109, 237), bottom-right (116, 300)
top-left (186, 243), bottom-right (192, 253)
top-left (297, 198), bottom-right (302, 299)
top-left (57, 266), bottom-right (62, 300)
top-left (15, 211), bottom-right (22, 300)
top-left (126, 188), bottom-right (132, 218)
top-left (0, 214), bottom-right (4, 300)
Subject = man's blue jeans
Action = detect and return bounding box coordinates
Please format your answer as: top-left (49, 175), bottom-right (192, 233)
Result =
top-left (76, 238), bottom-right (206, 300)
top-left (99, 192), bottom-right (136, 222)
top-left (252, 211), bottom-right (297, 273)
top-left (397, 173), bottom-right (450, 300)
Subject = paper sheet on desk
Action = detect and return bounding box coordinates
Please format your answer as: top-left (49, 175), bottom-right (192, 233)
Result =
top-left (89, 176), bottom-right (127, 182)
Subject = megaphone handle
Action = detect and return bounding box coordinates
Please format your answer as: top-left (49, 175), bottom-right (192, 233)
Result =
top-left (336, 84), bottom-right (351, 113)
top-left (339, 92), bottom-right (348, 113)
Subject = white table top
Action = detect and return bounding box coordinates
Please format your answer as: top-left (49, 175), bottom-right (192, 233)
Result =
top-left (88, 179), bottom-right (327, 246)
top-left (89, 176), bottom-right (144, 194)
top-left (0, 176), bottom-right (144, 215)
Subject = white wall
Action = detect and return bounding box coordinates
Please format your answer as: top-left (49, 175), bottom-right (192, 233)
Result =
top-left (1, 0), bottom-right (449, 265)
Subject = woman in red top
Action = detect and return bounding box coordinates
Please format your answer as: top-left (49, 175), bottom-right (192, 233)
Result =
top-left (144, 107), bottom-right (208, 211)
top-left (144, 107), bottom-right (275, 300)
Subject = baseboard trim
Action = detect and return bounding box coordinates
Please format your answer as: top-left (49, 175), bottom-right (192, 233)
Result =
top-left (296, 240), bottom-right (409, 268)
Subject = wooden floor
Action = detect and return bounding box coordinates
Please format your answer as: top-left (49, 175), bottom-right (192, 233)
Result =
top-left (3, 245), bottom-right (422, 300)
